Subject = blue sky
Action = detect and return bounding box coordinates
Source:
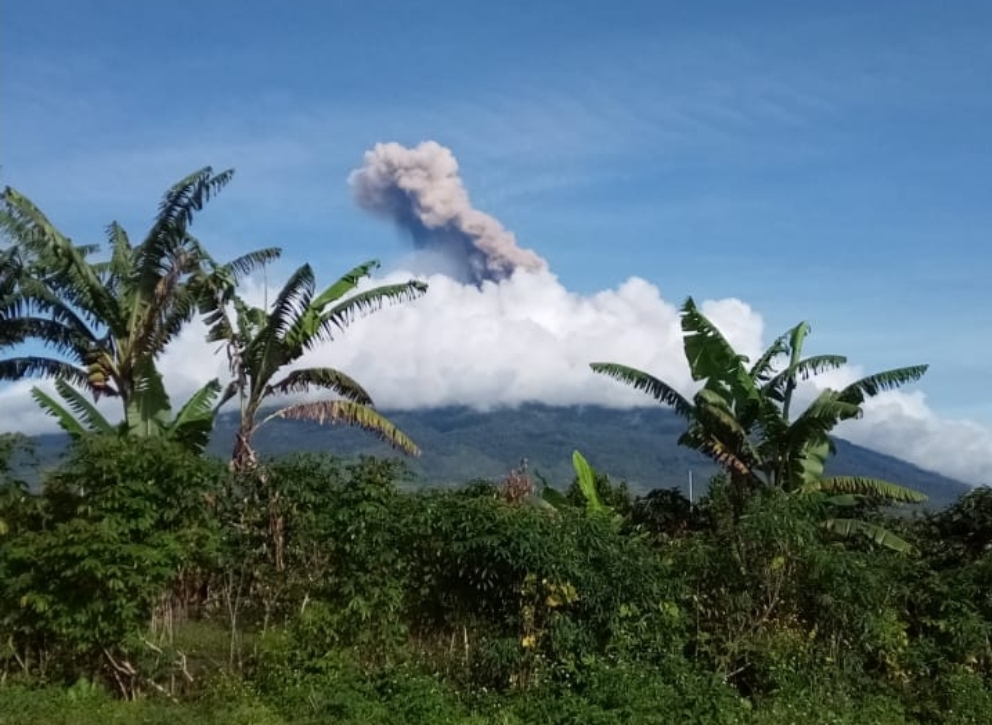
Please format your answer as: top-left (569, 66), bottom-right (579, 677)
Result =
top-left (2, 0), bottom-right (991, 423)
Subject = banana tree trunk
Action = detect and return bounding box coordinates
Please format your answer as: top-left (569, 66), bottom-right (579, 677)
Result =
top-left (230, 427), bottom-right (258, 474)
top-left (230, 423), bottom-right (285, 571)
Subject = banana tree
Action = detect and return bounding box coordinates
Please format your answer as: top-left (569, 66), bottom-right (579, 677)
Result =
top-left (591, 297), bottom-right (929, 551)
top-left (206, 260), bottom-right (428, 473)
top-left (204, 260), bottom-right (426, 570)
top-left (31, 376), bottom-right (223, 454)
top-left (0, 170), bottom-right (279, 435)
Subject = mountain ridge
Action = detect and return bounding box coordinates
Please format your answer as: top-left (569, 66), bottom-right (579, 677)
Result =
top-left (18, 403), bottom-right (972, 509)
top-left (216, 403), bottom-right (974, 508)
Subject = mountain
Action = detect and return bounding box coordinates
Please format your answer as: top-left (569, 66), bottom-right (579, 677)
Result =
top-left (239, 404), bottom-right (972, 508)
top-left (19, 403), bottom-right (972, 509)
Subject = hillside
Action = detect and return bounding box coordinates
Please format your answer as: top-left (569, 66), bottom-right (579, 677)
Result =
top-left (20, 403), bottom-right (972, 508)
top-left (236, 404), bottom-right (973, 508)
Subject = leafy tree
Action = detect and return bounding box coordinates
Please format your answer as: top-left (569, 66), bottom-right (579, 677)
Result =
top-left (0, 170), bottom-right (279, 436)
top-left (922, 485), bottom-right (992, 561)
top-left (629, 487), bottom-right (700, 541)
top-left (0, 436), bottom-right (224, 692)
top-left (201, 261), bottom-right (425, 571)
top-left (205, 260), bottom-right (427, 473)
top-left (592, 298), bottom-right (928, 550)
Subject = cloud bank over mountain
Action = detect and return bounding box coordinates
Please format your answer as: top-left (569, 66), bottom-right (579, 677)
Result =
top-left (2, 141), bottom-right (990, 487)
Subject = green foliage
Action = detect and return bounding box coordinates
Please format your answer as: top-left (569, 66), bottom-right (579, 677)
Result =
top-left (921, 485), bottom-right (992, 561)
top-left (629, 486), bottom-right (701, 540)
top-left (592, 298), bottom-right (929, 549)
top-left (6, 162), bottom-right (986, 723)
top-left (539, 450), bottom-right (633, 518)
top-left (206, 260), bottom-right (427, 473)
top-left (405, 492), bottom-right (682, 688)
top-left (564, 470), bottom-right (633, 517)
top-left (1, 420), bottom-right (989, 724)
top-left (1, 175), bottom-right (278, 438)
top-left (494, 660), bottom-right (746, 725)
top-left (571, 450), bottom-right (606, 514)
top-left (0, 682), bottom-right (287, 725)
top-left (30, 377), bottom-right (224, 453)
top-left (671, 485), bottom-right (928, 696)
top-left (0, 436), bottom-right (224, 686)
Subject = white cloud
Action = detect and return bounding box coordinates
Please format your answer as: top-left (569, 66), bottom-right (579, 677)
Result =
top-left (765, 360), bottom-right (992, 485)
top-left (2, 266), bottom-right (990, 486)
top-left (838, 391), bottom-right (992, 486)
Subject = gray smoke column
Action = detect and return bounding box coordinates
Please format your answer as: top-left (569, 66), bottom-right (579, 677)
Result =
top-left (349, 141), bottom-right (547, 285)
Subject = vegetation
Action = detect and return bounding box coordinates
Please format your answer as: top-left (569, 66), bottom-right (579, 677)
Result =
top-left (1, 171), bottom-right (278, 443)
top-left (2, 439), bottom-right (990, 723)
top-left (204, 260), bottom-right (427, 473)
top-left (1, 174), bottom-right (990, 724)
top-left (24, 404), bottom-right (971, 505)
top-left (593, 299), bottom-right (929, 550)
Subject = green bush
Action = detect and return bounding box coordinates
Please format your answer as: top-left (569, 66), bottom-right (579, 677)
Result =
top-left (0, 680), bottom-right (287, 725)
top-left (3, 445), bottom-right (991, 722)
top-left (0, 436), bottom-right (224, 688)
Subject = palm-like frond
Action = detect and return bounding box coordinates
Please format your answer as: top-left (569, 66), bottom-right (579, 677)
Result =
top-left (805, 476), bottom-right (927, 504)
top-left (0, 357), bottom-right (91, 389)
top-left (318, 281), bottom-right (428, 338)
top-left (169, 378), bottom-right (222, 453)
top-left (220, 247), bottom-right (282, 282)
top-left (264, 367), bottom-right (373, 405)
top-left (0, 317), bottom-right (83, 356)
top-left (786, 390), bottom-right (862, 445)
top-left (2, 187), bottom-right (114, 328)
top-left (153, 289), bottom-right (199, 353)
top-left (779, 435), bottom-right (833, 489)
top-left (127, 169), bottom-right (235, 360)
top-left (11, 277), bottom-right (96, 337)
top-left (214, 380), bottom-right (240, 414)
top-left (748, 331), bottom-right (790, 383)
top-left (238, 265), bottom-right (314, 385)
top-left (200, 288), bottom-right (240, 345)
top-left (284, 278), bottom-right (428, 355)
top-left (838, 365), bottom-right (929, 404)
top-left (688, 395), bottom-right (759, 477)
top-left (125, 360), bottom-right (172, 437)
top-left (264, 264), bottom-right (316, 342)
top-left (590, 294), bottom-right (931, 538)
top-left (5, 174), bottom-right (279, 451)
top-left (680, 297), bottom-right (748, 383)
top-left (267, 400), bottom-right (420, 456)
top-left (193, 249), bottom-right (281, 342)
top-left (821, 518), bottom-right (914, 553)
top-left (105, 222), bottom-right (133, 282)
top-left (29, 388), bottom-right (89, 438)
top-left (309, 260), bottom-right (382, 309)
top-left (223, 261), bottom-right (429, 471)
top-left (30, 379), bottom-right (115, 437)
top-left (679, 426), bottom-right (755, 478)
top-left (589, 362), bottom-right (694, 418)
top-left (146, 167), bottom-right (233, 245)
top-left (171, 378), bottom-right (222, 430)
top-left (763, 355), bottom-right (848, 401)
top-left (1, 188), bottom-right (72, 255)
top-left (572, 450), bottom-right (607, 514)
top-left (694, 388), bottom-right (747, 431)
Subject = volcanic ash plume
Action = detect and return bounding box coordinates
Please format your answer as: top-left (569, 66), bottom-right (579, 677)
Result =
top-left (349, 141), bottom-right (547, 284)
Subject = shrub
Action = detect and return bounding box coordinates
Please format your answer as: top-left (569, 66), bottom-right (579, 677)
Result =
top-left (0, 435), bottom-right (224, 690)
